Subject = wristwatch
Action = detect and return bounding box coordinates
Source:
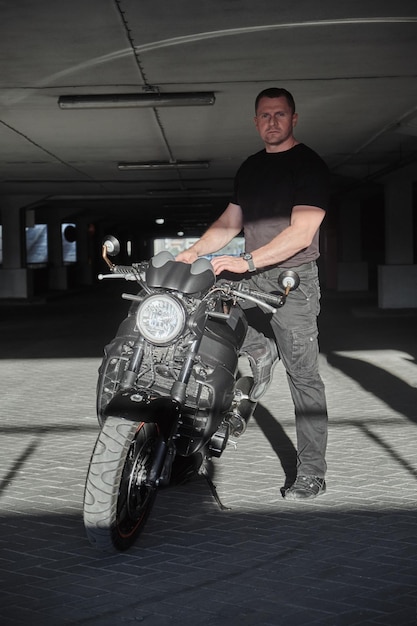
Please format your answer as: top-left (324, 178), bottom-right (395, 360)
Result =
top-left (241, 252), bottom-right (256, 272)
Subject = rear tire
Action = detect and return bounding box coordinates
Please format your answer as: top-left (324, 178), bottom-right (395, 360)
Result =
top-left (83, 417), bottom-right (159, 552)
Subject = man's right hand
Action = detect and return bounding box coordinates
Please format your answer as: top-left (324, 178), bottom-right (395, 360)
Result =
top-left (175, 250), bottom-right (199, 264)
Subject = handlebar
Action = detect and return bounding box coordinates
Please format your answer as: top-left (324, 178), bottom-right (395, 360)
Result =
top-left (98, 258), bottom-right (297, 311)
top-left (230, 282), bottom-right (284, 304)
top-left (113, 265), bottom-right (138, 274)
top-left (98, 262), bottom-right (147, 281)
top-left (243, 288), bottom-right (286, 308)
top-left (224, 283), bottom-right (286, 312)
top-left (98, 272), bottom-right (138, 281)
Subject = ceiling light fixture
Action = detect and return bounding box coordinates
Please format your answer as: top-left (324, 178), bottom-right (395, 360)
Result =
top-left (147, 188), bottom-right (212, 196)
top-left (58, 92), bottom-right (215, 109)
top-left (118, 161), bottom-right (209, 171)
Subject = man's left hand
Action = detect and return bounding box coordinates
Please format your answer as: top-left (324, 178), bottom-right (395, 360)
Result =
top-left (210, 255), bottom-right (248, 275)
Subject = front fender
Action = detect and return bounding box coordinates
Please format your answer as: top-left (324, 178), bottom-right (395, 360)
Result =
top-left (103, 391), bottom-right (181, 437)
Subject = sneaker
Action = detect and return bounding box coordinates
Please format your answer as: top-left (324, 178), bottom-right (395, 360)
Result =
top-left (283, 475), bottom-right (326, 500)
top-left (245, 338), bottom-right (279, 401)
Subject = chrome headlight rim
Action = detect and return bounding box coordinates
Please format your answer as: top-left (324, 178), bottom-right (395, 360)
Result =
top-left (136, 293), bottom-right (186, 346)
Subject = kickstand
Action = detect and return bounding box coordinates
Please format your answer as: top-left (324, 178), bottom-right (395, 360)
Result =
top-left (199, 465), bottom-right (231, 511)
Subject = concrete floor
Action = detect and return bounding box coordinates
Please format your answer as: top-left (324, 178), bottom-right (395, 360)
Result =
top-left (0, 285), bottom-right (416, 625)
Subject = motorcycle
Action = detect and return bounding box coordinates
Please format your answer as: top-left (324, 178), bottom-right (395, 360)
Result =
top-left (83, 237), bottom-right (299, 552)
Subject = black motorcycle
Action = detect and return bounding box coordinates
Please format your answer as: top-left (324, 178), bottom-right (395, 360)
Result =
top-left (83, 237), bottom-right (299, 552)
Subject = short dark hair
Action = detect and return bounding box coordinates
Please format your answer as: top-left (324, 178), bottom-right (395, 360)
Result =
top-left (255, 88), bottom-right (296, 115)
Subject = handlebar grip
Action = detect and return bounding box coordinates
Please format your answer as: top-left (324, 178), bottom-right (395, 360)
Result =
top-left (248, 289), bottom-right (285, 307)
top-left (112, 265), bottom-right (136, 275)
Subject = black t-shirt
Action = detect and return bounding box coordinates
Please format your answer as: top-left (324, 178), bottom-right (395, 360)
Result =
top-left (232, 143), bottom-right (330, 267)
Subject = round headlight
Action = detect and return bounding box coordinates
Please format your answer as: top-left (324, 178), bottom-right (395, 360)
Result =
top-left (136, 294), bottom-right (186, 345)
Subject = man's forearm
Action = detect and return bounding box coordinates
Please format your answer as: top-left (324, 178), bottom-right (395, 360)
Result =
top-left (177, 202), bottom-right (243, 261)
top-left (252, 206), bottom-right (325, 268)
top-left (190, 223), bottom-right (240, 257)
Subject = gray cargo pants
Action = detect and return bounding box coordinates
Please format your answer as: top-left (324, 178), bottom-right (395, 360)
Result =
top-left (241, 261), bottom-right (328, 478)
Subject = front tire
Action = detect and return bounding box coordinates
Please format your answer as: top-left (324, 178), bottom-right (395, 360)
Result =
top-left (83, 417), bottom-right (159, 552)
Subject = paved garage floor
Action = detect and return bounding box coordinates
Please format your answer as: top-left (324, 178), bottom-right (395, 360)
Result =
top-left (0, 285), bottom-right (416, 625)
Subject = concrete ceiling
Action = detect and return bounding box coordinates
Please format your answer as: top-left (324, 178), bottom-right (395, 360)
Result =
top-left (1, 1), bottom-right (417, 236)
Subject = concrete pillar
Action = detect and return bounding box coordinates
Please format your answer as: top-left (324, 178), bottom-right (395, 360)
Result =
top-left (384, 178), bottom-right (413, 264)
top-left (0, 196), bottom-right (41, 298)
top-left (378, 169), bottom-right (417, 308)
top-left (48, 217), bottom-right (68, 290)
top-left (337, 197), bottom-right (368, 291)
top-left (320, 226), bottom-right (337, 290)
top-left (75, 220), bottom-right (94, 286)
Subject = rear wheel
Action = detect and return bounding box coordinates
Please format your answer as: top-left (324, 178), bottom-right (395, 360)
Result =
top-left (83, 417), bottom-right (159, 552)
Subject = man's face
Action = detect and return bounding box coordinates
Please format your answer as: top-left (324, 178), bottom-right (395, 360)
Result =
top-left (254, 96), bottom-right (298, 151)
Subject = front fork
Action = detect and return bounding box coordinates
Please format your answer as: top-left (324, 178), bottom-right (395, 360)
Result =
top-left (146, 438), bottom-right (172, 488)
top-left (120, 331), bottom-right (204, 399)
top-left (119, 337), bottom-right (146, 390)
top-left (153, 336), bottom-right (205, 487)
top-left (121, 332), bottom-right (205, 488)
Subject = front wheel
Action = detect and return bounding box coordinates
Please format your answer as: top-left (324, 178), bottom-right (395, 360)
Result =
top-left (83, 417), bottom-right (159, 552)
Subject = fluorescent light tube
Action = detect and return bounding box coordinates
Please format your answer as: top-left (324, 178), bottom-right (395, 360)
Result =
top-left (58, 92), bottom-right (215, 109)
top-left (118, 161), bottom-right (209, 171)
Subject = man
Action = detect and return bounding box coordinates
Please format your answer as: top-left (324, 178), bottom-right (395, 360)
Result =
top-left (176, 88), bottom-right (329, 500)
